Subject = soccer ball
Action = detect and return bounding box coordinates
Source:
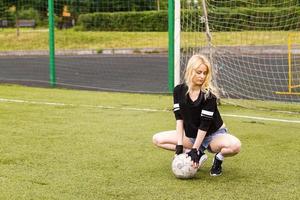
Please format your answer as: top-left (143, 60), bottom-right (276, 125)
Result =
top-left (171, 153), bottom-right (197, 179)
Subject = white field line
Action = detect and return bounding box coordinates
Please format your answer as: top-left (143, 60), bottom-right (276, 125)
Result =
top-left (0, 97), bottom-right (299, 124)
top-left (221, 114), bottom-right (300, 124)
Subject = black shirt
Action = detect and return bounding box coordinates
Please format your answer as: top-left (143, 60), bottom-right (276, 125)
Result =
top-left (173, 84), bottom-right (223, 138)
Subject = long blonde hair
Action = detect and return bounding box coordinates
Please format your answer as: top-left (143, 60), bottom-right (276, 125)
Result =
top-left (184, 54), bottom-right (219, 98)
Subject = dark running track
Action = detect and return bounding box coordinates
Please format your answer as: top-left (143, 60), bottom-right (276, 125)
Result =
top-left (0, 54), bottom-right (169, 93)
top-left (0, 53), bottom-right (299, 102)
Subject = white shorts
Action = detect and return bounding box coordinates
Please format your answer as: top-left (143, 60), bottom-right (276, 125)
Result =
top-left (188, 127), bottom-right (228, 152)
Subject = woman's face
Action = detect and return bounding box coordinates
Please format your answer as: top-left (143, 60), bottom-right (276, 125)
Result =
top-left (192, 64), bottom-right (208, 86)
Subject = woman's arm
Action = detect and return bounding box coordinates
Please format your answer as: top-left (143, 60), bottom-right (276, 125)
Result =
top-left (174, 120), bottom-right (184, 155)
top-left (176, 120), bottom-right (184, 145)
top-left (192, 129), bottom-right (207, 150)
top-left (173, 85), bottom-right (184, 155)
top-left (188, 129), bottom-right (207, 168)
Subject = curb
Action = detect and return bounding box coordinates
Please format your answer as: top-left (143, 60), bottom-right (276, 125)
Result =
top-left (1, 46), bottom-right (299, 57)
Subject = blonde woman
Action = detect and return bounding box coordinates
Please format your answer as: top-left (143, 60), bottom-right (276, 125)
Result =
top-left (152, 54), bottom-right (241, 176)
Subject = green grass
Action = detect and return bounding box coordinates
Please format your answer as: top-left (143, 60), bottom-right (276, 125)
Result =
top-left (0, 84), bottom-right (299, 200)
top-left (182, 31), bottom-right (300, 46)
top-left (221, 98), bottom-right (300, 113)
top-left (0, 29), bottom-right (168, 51)
top-left (0, 29), bottom-right (299, 51)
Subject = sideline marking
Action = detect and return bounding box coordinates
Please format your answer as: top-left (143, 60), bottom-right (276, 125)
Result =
top-left (0, 97), bottom-right (299, 124)
top-left (222, 114), bottom-right (300, 124)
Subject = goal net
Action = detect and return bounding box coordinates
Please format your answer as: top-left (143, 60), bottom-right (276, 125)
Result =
top-left (180, 0), bottom-right (300, 112)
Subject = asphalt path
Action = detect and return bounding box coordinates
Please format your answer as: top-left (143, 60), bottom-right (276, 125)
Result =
top-left (0, 54), bottom-right (169, 93)
top-left (0, 54), bottom-right (299, 102)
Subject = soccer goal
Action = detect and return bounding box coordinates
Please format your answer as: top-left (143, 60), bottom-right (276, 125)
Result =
top-left (172, 0), bottom-right (300, 112)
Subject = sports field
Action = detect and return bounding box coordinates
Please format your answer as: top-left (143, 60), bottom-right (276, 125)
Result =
top-left (0, 84), bottom-right (299, 199)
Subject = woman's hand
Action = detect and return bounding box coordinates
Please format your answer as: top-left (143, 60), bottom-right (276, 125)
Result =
top-left (175, 145), bottom-right (183, 155)
top-left (187, 148), bottom-right (200, 168)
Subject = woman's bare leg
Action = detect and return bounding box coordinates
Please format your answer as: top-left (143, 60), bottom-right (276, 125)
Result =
top-left (209, 134), bottom-right (241, 157)
top-left (208, 134), bottom-right (241, 176)
top-left (152, 130), bottom-right (193, 151)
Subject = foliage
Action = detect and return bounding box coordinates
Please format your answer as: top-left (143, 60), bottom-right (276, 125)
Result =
top-left (76, 6), bottom-right (300, 32)
top-left (77, 10), bottom-right (169, 31)
top-left (209, 6), bottom-right (300, 31)
top-left (0, 0), bottom-right (169, 27)
top-left (0, 1), bottom-right (5, 18)
top-left (1, 0), bottom-right (168, 16)
top-left (1, 1), bottom-right (300, 29)
top-left (18, 8), bottom-right (40, 21)
top-left (206, 0), bottom-right (300, 7)
top-left (76, 10), bottom-right (204, 31)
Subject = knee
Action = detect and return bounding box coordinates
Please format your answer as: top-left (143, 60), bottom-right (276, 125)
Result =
top-left (223, 138), bottom-right (241, 155)
top-left (232, 139), bottom-right (242, 154)
top-left (152, 134), bottom-right (160, 146)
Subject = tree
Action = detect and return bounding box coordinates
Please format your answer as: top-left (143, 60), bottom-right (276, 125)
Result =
top-left (0, 1), bottom-right (5, 19)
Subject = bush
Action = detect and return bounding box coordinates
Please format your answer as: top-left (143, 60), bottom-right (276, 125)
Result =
top-left (77, 10), bottom-right (202, 32)
top-left (18, 8), bottom-right (39, 20)
top-left (207, 0), bottom-right (299, 7)
top-left (209, 7), bottom-right (300, 31)
top-left (18, 8), bottom-right (41, 26)
top-left (77, 11), bottom-right (168, 31)
top-left (76, 7), bottom-right (300, 32)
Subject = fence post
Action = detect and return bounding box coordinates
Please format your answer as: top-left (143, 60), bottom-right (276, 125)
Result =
top-left (168, 0), bottom-right (174, 92)
top-left (48, 0), bottom-right (56, 87)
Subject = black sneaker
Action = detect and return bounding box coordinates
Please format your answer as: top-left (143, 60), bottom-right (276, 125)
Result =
top-left (210, 156), bottom-right (223, 176)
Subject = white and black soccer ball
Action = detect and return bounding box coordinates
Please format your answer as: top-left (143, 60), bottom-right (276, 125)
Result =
top-left (171, 153), bottom-right (197, 179)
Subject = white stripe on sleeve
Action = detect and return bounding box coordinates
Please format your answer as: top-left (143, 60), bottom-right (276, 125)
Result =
top-left (201, 110), bottom-right (214, 116)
